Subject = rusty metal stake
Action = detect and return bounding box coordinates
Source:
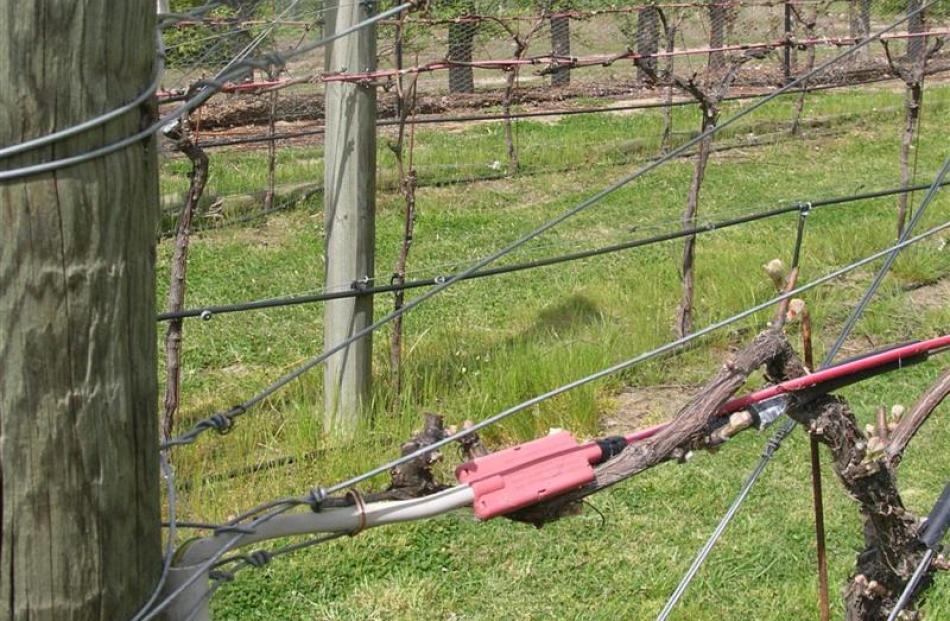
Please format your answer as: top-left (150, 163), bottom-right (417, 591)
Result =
top-left (809, 435), bottom-right (830, 621)
top-left (770, 209), bottom-right (828, 620)
top-left (800, 305), bottom-right (830, 621)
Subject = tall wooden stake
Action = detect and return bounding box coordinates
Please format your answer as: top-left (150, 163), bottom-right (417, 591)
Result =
top-left (323, 0), bottom-right (377, 434)
top-left (0, 0), bottom-right (161, 617)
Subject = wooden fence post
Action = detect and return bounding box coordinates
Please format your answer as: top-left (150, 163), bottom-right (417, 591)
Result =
top-left (323, 0), bottom-right (377, 434)
top-left (0, 0), bottom-right (162, 617)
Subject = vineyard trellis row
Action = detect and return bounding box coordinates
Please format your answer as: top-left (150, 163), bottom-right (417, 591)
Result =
top-left (136, 2), bottom-right (950, 620)
top-left (2, 0), bottom-right (946, 620)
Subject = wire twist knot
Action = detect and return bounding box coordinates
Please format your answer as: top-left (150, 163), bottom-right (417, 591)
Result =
top-left (247, 550), bottom-right (272, 568)
top-left (209, 570), bottom-right (236, 583)
top-left (205, 413), bottom-right (234, 435)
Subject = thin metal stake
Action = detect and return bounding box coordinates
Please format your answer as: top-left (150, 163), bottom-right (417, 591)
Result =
top-left (809, 436), bottom-right (830, 621)
top-left (799, 302), bottom-right (830, 621)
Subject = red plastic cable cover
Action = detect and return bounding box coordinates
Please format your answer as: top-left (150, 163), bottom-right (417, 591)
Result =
top-left (458, 335), bottom-right (949, 519)
top-left (456, 431), bottom-right (602, 520)
top-left (721, 335), bottom-right (950, 414)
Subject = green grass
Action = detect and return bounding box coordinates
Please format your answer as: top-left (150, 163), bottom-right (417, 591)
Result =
top-left (158, 82), bottom-right (950, 620)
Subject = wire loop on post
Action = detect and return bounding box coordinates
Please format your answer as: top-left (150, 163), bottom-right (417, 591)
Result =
top-left (0, 50), bottom-right (164, 160)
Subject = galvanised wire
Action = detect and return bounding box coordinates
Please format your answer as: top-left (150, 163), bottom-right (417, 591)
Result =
top-left (0, 41), bottom-right (164, 160)
top-left (150, 218), bottom-right (950, 618)
top-left (316, 218), bottom-right (950, 499)
top-left (0, 0), bottom-right (417, 181)
top-left (157, 180), bottom-right (950, 322)
top-left (161, 4), bottom-right (939, 450)
top-left (654, 153), bottom-right (950, 621)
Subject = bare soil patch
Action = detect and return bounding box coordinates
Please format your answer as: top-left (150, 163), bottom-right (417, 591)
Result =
top-left (906, 277), bottom-right (950, 310)
top-left (602, 384), bottom-right (698, 435)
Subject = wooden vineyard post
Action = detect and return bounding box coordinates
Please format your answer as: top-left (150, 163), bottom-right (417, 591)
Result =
top-left (323, 0), bottom-right (378, 434)
top-left (0, 0), bottom-right (162, 617)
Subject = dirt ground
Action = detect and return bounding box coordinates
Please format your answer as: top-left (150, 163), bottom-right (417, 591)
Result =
top-left (603, 384), bottom-right (698, 435)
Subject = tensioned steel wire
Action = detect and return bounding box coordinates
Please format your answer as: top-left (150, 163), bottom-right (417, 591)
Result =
top-left (653, 154), bottom-right (950, 621)
top-left (125, 6), bottom-right (312, 617)
top-left (143, 216), bottom-right (950, 621)
top-left (214, 181), bottom-right (950, 534)
top-left (319, 216), bottom-right (950, 499)
top-left (0, 37), bottom-right (164, 159)
top-left (147, 155), bottom-right (950, 616)
top-left (0, 0), bottom-right (277, 160)
top-left (161, 0), bottom-right (940, 450)
top-left (129, 454), bottom-right (179, 621)
top-left (143, 4), bottom-right (946, 617)
top-left (128, 5), bottom-right (415, 618)
top-left (156, 179), bottom-right (950, 322)
top-left (0, 0), bottom-right (417, 181)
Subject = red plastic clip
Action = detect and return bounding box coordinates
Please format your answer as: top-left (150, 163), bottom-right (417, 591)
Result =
top-left (455, 431), bottom-right (603, 520)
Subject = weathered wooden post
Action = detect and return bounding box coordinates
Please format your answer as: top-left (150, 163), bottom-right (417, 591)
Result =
top-left (0, 0), bottom-right (162, 617)
top-left (323, 0), bottom-right (377, 434)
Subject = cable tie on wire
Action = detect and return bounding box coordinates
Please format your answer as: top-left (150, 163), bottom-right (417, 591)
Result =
top-left (307, 487), bottom-right (328, 512)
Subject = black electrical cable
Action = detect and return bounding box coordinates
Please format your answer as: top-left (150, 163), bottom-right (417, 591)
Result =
top-left (157, 179), bottom-right (950, 322)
